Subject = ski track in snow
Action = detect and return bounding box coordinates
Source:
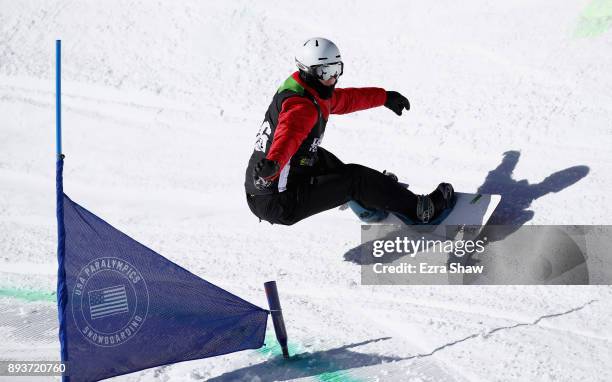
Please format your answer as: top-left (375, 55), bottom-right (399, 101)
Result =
top-left (2, 1), bottom-right (612, 381)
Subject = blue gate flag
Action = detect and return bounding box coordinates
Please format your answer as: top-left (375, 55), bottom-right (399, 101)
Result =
top-left (55, 158), bottom-right (268, 381)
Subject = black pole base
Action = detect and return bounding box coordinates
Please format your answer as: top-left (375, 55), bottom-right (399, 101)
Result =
top-left (264, 281), bottom-right (289, 359)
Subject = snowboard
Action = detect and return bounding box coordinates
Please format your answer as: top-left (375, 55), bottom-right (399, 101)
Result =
top-left (346, 191), bottom-right (501, 240)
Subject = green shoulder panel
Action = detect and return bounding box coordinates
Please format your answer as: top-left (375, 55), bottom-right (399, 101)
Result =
top-left (277, 76), bottom-right (304, 95)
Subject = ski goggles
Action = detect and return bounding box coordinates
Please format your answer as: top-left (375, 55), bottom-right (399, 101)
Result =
top-left (312, 62), bottom-right (344, 81)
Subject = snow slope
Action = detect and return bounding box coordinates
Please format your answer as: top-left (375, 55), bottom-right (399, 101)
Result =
top-left (1, 0), bottom-right (611, 381)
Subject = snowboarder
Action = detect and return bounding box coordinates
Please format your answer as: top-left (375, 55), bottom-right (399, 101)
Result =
top-left (245, 37), bottom-right (454, 225)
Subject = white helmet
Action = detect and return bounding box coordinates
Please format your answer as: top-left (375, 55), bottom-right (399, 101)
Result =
top-left (295, 37), bottom-right (344, 81)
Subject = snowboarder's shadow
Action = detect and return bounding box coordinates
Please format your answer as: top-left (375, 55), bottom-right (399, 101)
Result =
top-left (478, 150), bottom-right (589, 241)
top-left (344, 150), bottom-right (589, 264)
top-left (206, 337), bottom-right (403, 381)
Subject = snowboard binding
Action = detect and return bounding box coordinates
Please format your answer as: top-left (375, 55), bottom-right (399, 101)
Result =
top-left (348, 182), bottom-right (457, 225)
top-left (347, 200), bottom-right (390, 223)
top-left (396, 183), bottom-right (456, 225)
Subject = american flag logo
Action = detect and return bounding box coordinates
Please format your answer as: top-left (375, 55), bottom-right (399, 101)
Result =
top-left (88, 285), bottom-right (129, 320)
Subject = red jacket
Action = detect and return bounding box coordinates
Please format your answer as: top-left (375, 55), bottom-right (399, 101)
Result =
top-left (266, 72), bottom-right (387, 171)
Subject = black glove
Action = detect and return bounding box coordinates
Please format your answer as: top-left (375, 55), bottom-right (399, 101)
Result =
top-left (384, 91), bottom-right (410, 116)
top-left (253, 158), bottom-right (280, 190)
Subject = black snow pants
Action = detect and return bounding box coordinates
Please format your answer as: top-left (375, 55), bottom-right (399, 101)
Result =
top-left (246, 148), bottom-right (419, 225)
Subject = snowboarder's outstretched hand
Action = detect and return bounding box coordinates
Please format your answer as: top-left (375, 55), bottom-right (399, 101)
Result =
top-left (384, 91), bottom-right (410, 116)
top-left (253, 158), bottom-right (280, 190)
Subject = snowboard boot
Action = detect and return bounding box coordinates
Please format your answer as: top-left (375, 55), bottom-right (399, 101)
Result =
top-left (345, 170), bottom-right (400, 221)
top-left (415, 183), bottom-right (455, 223)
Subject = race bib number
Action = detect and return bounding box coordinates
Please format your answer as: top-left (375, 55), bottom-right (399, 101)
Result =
top-left (254, 121), bottom-right (272, 152)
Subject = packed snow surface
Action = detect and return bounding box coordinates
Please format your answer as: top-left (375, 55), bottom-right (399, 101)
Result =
top-left (1, 1), bottom-right (611, 381)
